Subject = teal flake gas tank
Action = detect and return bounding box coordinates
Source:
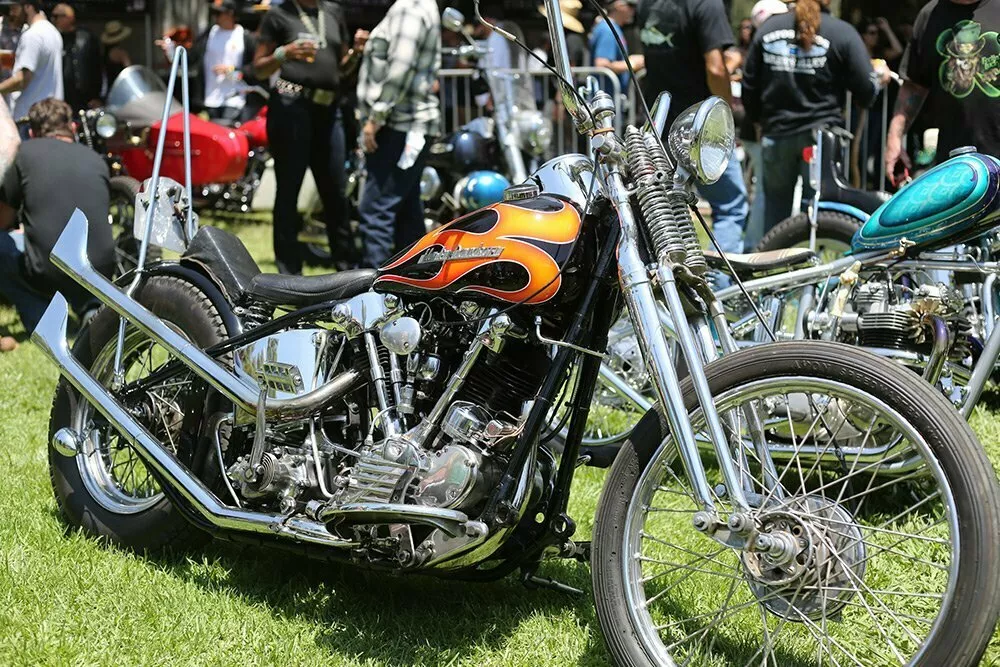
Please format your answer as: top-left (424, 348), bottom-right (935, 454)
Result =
top-left (852, 152), bottom-right (1000, 253)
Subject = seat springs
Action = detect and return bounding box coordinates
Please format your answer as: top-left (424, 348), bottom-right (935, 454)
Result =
top-left (626, 127), bottom-right (685, 263)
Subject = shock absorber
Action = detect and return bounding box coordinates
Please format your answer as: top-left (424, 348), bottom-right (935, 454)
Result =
top-left (625, 126), bottom-right (686, 264)
top-left (643, 134), bottom-right (707, 276)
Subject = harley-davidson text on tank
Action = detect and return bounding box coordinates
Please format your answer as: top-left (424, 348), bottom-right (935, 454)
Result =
top-left (374, 195), bottom-right (582, 305)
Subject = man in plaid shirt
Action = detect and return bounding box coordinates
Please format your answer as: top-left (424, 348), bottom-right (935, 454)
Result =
top-left (356, 0), bottom-right (441, 268)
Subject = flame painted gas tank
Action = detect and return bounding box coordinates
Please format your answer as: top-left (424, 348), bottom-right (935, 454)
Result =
top-left (375, 195), bottom-right (582, 305)
top-left (853, 152), bottom-right (1000, 253)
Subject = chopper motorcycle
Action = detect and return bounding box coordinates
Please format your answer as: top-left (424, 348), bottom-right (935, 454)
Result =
top-left (32, 6), bottom-right (1000, 666)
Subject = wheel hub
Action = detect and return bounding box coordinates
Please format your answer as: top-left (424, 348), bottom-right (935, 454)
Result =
top-left (744, 496), bottom-right (867, 622)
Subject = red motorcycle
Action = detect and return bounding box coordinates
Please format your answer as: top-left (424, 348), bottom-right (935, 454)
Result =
top-left (77, 66), bottom-right (269, 271)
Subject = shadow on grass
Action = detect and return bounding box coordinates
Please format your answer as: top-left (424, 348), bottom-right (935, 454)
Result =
top-left (145, 538), bottom-right (610, 665)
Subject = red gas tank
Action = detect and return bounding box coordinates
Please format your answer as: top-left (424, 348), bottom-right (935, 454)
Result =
top-left (120, 113), bottom-right (249, 186)
top-left (375, 195), bottom-right (583, 306)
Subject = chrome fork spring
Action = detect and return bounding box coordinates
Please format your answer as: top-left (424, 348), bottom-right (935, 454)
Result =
top-left (626, 126), bottom-right (686, 264)
top-left (643, 134), bottom-right (707, 275)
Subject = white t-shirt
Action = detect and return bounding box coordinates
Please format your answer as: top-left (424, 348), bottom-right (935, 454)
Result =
top-left (11, 19), bottom-right (63, 118)
top-left (203, 24), bottom-right (246, 110)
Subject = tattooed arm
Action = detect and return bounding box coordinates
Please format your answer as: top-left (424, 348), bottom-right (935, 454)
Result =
top-left (885, 80), bottom-right (929, 185)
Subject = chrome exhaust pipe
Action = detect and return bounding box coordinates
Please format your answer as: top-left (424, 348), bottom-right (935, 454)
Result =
top-left (50, 210), bottom-right (361, 418)
top-left (32, 293), bottom-right (354, 549)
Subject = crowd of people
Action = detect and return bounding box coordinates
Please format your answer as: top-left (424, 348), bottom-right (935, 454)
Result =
top-left (0, 0), bottom-right (995, 350)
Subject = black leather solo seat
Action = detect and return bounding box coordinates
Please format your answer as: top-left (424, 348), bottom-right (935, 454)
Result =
top-left (181, 226), bottom-right (376, 307)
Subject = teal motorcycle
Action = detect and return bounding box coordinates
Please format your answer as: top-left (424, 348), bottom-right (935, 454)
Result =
top-left (574, 146), bottom-right (1000, 452)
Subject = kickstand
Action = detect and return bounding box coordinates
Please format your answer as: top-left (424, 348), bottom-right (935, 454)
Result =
top-left (521, 568), bottom-right (584, 596)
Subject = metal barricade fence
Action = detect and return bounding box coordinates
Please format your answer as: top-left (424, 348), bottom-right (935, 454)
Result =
top-left (437, 66), bottom-right (631, 160)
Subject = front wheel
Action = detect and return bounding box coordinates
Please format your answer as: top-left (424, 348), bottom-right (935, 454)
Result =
top-left (592, 341), bottom-right (999, 666)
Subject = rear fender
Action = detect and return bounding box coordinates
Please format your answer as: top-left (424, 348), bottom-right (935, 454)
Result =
top-left (116, 261), bottom-right (242, 337)
top-left (818, 201), bottom-right (870, 223)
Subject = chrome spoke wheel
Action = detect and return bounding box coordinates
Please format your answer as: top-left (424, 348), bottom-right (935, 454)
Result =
top-left (624, 377), bottom-right (957, 666)
top-left (73, 324), bottom-right (193, 514)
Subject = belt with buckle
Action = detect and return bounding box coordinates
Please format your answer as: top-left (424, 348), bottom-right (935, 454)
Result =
top-left (274, 78), bottom-right (336, 106)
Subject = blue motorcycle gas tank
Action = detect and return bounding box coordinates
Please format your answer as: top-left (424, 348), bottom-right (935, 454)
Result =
top-left (852, 153), bottom-right (1000, 253)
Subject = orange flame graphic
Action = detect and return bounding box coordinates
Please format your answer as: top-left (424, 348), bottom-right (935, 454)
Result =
top-left (377, 199), bottom-right (581, 304)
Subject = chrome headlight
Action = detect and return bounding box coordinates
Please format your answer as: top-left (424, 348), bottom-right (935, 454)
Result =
top-left (513, 109), bottom-right (553, 157)
top-left (95, 112), bottom-right (118, 139)
top-left (667, 97), bottom-right (734, 185)
top-left (420, 166), bottom-right (442, 202)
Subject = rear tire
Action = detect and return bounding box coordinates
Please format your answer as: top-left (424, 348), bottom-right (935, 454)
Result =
top-left (48, 276), bottom-right (227, 552)
top-left (754, 210), bottom-right (860, 259)
top-left (592, 342), bottom-right (1000, 666)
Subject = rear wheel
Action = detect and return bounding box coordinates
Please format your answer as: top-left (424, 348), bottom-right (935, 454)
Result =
top-left (48, 276), bottom-right (227, 552)
top-left (108, 176), bottom-right (161, 275)
top-left (754, 210), bottom-right (860, 264)
top-left (592, 342), bottom-right (1000, 666)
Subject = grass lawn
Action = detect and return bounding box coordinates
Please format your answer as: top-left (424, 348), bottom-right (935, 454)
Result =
top-left (0, 219), bottom-right (997, 666)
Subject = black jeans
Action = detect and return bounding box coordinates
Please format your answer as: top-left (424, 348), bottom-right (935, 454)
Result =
top-left (761, 129), bottom-right (817, 234)
top-left (266, 94), bottom-right (354, 274)
top-left (358, 127), bottom-right (428, 269)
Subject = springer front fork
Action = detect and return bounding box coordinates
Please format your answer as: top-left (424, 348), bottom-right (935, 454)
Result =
top-left (605, 170), bottom-right (781, 540)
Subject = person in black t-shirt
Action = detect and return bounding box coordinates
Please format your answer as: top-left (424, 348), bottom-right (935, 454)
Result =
top-left (0, 98), bottom-right (112, 345)
top-left (253, 0), bottom-right (367, 274)
top-left (637, 0), bottom-right (749, 262)
top-left (742, 0), bottom-right (889, 232)
top-left (886, 0), bottom-right (1000, 182)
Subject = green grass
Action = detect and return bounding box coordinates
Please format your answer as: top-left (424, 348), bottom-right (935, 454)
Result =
top-left (0, 218), bottom-right (997, 666)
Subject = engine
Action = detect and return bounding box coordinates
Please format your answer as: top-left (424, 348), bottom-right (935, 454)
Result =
top-left (220, 294), bottom-right (555, 565)
top-left (811, 278), bottom-right (977, 363)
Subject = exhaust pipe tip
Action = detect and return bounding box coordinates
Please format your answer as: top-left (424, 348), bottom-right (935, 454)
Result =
top-left (51, 209), bottom-right (93, 279)
top-left (52, 427), bottom-right (81, 457)
top-left (31, 291), bottom-right (71, 359)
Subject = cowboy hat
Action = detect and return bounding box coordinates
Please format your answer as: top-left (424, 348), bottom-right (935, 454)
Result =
top-left (539, 0), bottom-right (585, 35)
top-left (945, 19), bottom-right (986, 57)
top-left (101, 20), bottom-right (132, 46)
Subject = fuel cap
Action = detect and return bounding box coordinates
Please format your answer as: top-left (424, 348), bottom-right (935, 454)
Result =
top-left (502, 182), bottom-right (540, 202)
top-left (949, 146), bottom-right (978, 157)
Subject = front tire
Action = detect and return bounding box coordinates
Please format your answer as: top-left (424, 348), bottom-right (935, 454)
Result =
top-left (48, 276), bottom-right (228, 552)
top-left (592, 342), bottom-right (1000, 666)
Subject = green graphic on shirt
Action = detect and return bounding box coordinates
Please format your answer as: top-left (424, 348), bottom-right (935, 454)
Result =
top-left (936, 19), bottom-right (1000, 98)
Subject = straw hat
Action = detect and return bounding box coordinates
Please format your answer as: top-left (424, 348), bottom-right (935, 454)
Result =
top-left (101, 20), bottom-right (132, 46)
top-left (538, 0), bottom-right (585, 35)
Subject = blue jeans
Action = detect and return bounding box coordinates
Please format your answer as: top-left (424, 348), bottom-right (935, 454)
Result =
top-left (0, 231), bottom-right (50, 332)
top-left (358, 127), bottom-right (428, 269)
top-left (762, 130), bottom-right (816, 234)
top-left (696, 155), bottom-right (749, 256)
